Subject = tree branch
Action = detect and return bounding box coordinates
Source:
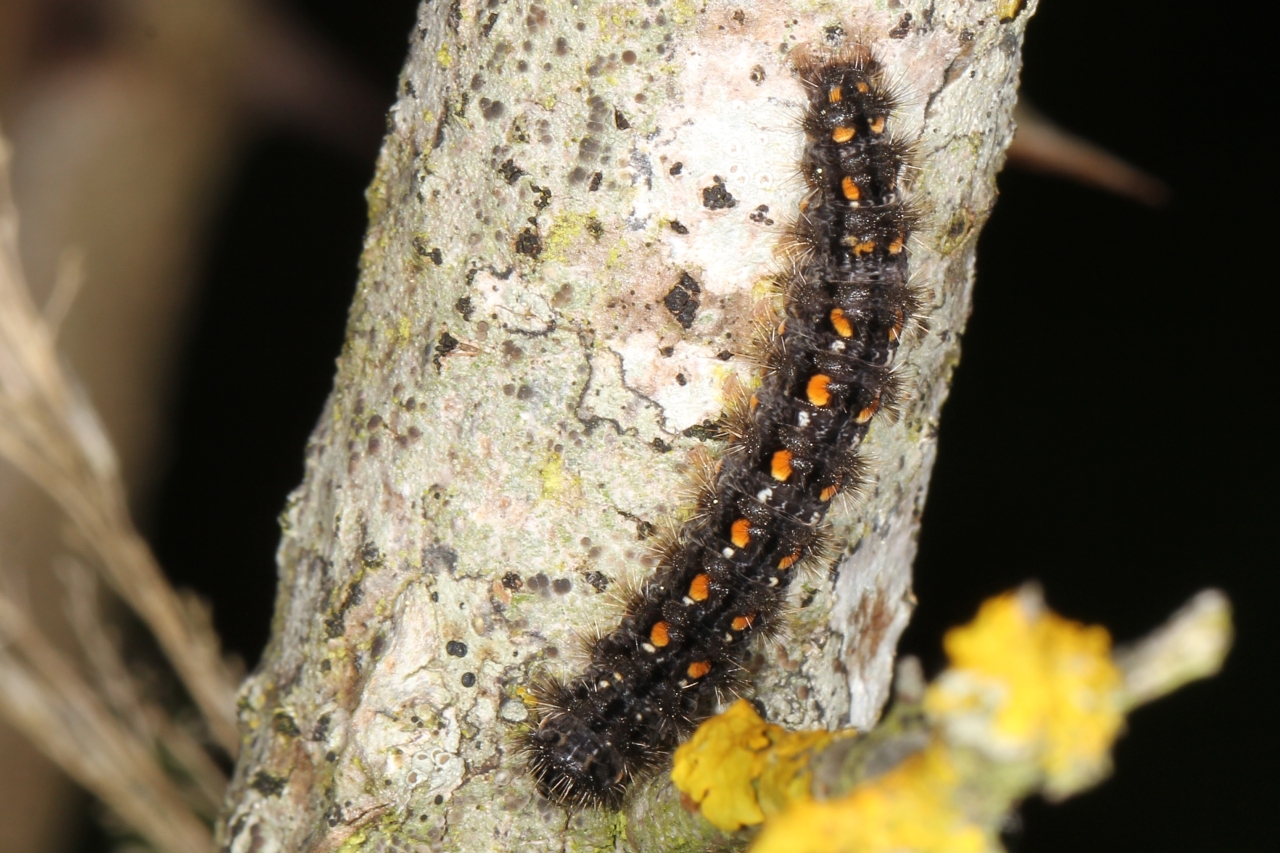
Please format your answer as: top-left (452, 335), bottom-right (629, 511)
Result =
top-left (220, 1), bottom-right (1039, 849)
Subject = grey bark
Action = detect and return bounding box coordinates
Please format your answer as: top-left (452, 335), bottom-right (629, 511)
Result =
top-left (218, 1), bottom-right (1037, 850)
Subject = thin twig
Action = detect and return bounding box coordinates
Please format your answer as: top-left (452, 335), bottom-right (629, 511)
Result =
top-left (0, 132), bottom-right (239, 754)
top-left (0, 586), bottom-right (215, 853)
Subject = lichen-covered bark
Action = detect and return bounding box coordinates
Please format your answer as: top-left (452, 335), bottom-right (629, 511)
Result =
top-left (218, 1), bottom-right (1037, 850)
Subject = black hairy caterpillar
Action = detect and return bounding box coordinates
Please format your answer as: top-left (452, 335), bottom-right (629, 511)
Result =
top-left (521, 41), bottom-right (921, 808)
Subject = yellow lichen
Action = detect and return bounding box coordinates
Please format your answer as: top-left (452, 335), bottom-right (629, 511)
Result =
top-left (752, 742), bottom-right (987, 853)
top-left (925, 591), bottom-right (1125, 794)
top-left (671, 700), bottom-right (840, 832)
top-left (669, 589), bottom-right (1226, 852)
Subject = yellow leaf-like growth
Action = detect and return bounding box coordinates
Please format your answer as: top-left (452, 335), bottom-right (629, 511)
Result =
top-left (670, 700), bottom-right (842, 832)
top-left (925, 590), bottom-right (1125, 795)
top-left (752, 743), bottom-right (987, 853)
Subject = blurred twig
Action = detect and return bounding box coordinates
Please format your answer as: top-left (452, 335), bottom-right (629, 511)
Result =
top-left (0, 587), bottom-right (215, 852)
top-left (0, 131), bottom-right (239, 755)
top-left (0, 127), bottom-right (235, 851)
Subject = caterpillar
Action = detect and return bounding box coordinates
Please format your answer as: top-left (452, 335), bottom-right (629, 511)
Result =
top-left (521, 40), bottom-right (920, 809)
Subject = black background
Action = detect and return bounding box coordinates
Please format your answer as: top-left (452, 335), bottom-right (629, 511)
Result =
top-left (88, 0), bottom-right (1276, 849)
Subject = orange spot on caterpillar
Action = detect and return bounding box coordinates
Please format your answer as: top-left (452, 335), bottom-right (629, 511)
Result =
top-left (777, 320), bottom-right (787, 336)
top-left (731, 613), bottom-right (755, 631)
top-left (730, 518), bottom-right (751, 548)
top-left (771, 449), bottom-right (794, 481)
top-left (779, 550), bottom-right (802, 570)
top-left (855, 398), bottom-right (881, 424)
top-left (806, 374), bottom-right (832, 407)
top-left (828, 85), bottom-right (843, 103)
top-left (650, 621), bottom-right (670, 648)
top-left (889, 309), bottom-right (905, 342)
top-left (852, 240), bottom-right (877, 257)
top-left (841, 175), bottom-right (861, 201)
top-left (832, 126), bottom-right (856, 144)
top-left (855, 81), bottom-right (870, 94)
top-left (869, 116), bottom-right (886, 134)
top-left (820, 481), bottom-right (840, 502)
top-left (888, 235), bottom-right (905, 255)
top-left (689, 573), bottom-right (711, 602)
top-left (749, 393), bottom-right (760, 412)
top-left (687, 660), bottom-right (711, 679)
top-left (830, 307), bottom-right (854, 338)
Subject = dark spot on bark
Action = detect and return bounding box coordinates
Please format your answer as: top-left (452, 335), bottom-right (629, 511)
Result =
top-left (668, 161), bottom-right (683, 176)
top-left (312, 714), bottom-right (331, 742)
top-left (515, 228), bottom-right (543, 257)
top-left (889, 13), bottom-right (913, 38)
top-left (498, 158), bottom-right (526, 184)
top-left (502, 572), bottom-right (523, 590)
top-left (675, 373), bottom-right (687, 386)
top-left (584, 571), bottom-right (610, 591)
top-left (652, 437), bottom-right (671, 452)
top-left (589, 171), bottom-right (603, 191)
top-left (614, 109), bottom-right (630, 130)
top-left (683, 419), bottom-right (719, 441)
top-left (530, 184), bottom-right (552, 210)
top-left (455, 297), bottom-right (474, 321)
top-left (481, 11), bottom-right (499, 36)
top-left (273, 711), bottom-right (301, 737)
top-left (749, 64), bottom-right (765, 84)
top-left (552, 577), bottom-right (572, 594)
top-left (447, 640), bottom-right (468, 657)
top-left (250, 771), bottom-right (287, 797)
top-left (480, 98), bottom-right (506, 120)
top-left (434, 332), bottom-right (459, 373)
top-left (663, 271), bottom-right (701, 329)
top-left (702, 176), bottom-right (737, 210)
top-left (461, 672), bottom-right (477, 687)
top-left (669, 219), bottom-right (688, 234)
